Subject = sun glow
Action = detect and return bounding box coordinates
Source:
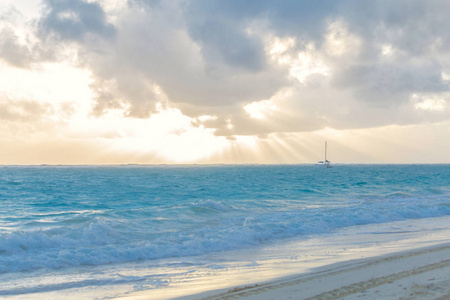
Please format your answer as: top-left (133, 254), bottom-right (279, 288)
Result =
top-left (267, 37), bottom-right (330, 84)
top-left (0, 62), bottom-right (93, 107)
top-left (244, 99), bottom-right (277, 119)
top-left (289, 50), bottom-right (330, 83)
top-left (0, 61), bottom-right (230, 163)
top-left (65, 105), bottom-right (229, 163)
top-left (415, 99), bottom-right (445, 111)
top-left (412, 93), bottom-right (446, 111)
top-left (268, 36), bottom-right (296, 61)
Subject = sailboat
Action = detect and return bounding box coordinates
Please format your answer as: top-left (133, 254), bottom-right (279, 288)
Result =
top-left (316, 141), bottom-right (332, 168)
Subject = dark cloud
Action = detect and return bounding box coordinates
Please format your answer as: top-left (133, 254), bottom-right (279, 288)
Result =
top-left (183, 0), bottom-right (340, 71)
top-left (187, 18), bottom-right (266, 72)
top-left (82, 1), bottom-right (288, 120)
top-left (185, 0), bottom-right (338, 41)
top-left (18, 0), bottom-right (450, 136)
top-left (184, 1), bottom-right (267, 72)
top-left (339, 0), bottom-right (450, 56)
top-left (332, 61), bottom-right (448, 107)
top-left (39, 0), bottom-right (116, 42)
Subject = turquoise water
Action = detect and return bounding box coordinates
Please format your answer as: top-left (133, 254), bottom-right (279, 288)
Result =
top-left (0, 164), bottom-right (449, 297)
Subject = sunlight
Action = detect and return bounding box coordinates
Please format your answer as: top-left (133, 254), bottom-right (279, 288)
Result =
top-left (225, 135), bottom-right (260, 163)
top-left (1, 2), bottom-right (448, 165)
top-left (290, 50), bottom-right (330, 83)
top-left (415, 99), bottom-right (445, 111)
top-left (0, 62), bottom-right (93, 108)
top-left (0, 59), bottom-right (231, 163)
top-left (266, 37), bottom-right (330, 84)
top-left (244, 99), bottom-right (277, 119)
top-left (268, 36), bottom-right (296, 62)
top-left (66, 104), bottom-right (229, 163)
top-left (441, 72), bottom-right (450, 82)
top-left (242, 88), bottom-right (293, 127)
top-left (316, 127), bottom-right (347, 139)
top-left (267, 36), bottom-right (330, 84)
top-left (196, 115), bottom-right (217, 122)
top-left (324, 20), bottom-right (361, 57)
top-left (381, 44), bottom-right (395, 56)
top-left (412, 93), bottom-right (446, 111)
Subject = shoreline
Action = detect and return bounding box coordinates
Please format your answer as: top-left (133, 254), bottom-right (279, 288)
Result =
top-left (2, 217), bottom-right (449, 299)
top-left (178, 242), bottom-right (450, 300)
top-left (115, 217), bottom-right (450, 300)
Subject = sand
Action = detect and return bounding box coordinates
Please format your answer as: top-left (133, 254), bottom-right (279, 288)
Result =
top-left (180, 243), bottom-right (450, 300)
top-left (115, 217), bottom-right (450, 300)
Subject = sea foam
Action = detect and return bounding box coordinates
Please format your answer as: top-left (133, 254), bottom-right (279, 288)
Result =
top-left (0, 165), bottom-right (449, 275)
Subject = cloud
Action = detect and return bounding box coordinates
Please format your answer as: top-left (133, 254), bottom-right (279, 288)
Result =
top-left (0, 6), bottom-right (38, 67)
top-left (3, 0), bottom-right (449, 140)
top-left (78, 1), bottom-right (289, 121)
top-left (0, 98), bottom-right (52, 122)
top-left (0, 26), bottom-right (33, 67)
top-left (332, 61), bottom-right (448, 107)
top-left (183, 1), bottom-right (268, 72)
top-left (0, 96), bottom-right (62, 143)
top-left (39, 0), bottom-right (117, 42)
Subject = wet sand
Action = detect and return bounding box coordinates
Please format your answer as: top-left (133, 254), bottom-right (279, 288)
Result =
top-left (182, 243), bottom-right (450, 300)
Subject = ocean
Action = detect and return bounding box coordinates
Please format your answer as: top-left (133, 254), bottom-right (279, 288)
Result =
top-left (0, 164), bottom-right (449, 299)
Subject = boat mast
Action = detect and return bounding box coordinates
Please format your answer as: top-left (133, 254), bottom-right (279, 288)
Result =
top-left (325, 141), bottom-right (327, 162)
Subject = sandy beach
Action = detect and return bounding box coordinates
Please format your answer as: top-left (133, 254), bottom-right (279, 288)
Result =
top-left (113, 216), bottom-right (450, 300)
top-left (180, 242), bottom-right (450, 300)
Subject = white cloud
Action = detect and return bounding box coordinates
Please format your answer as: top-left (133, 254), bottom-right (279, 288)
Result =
top-left (267, 37), bottom-right (330, 84)
top-left (244, 99), bottom-right (277, 119)
top-left (442, 72), bottom-right (450, 82)
top-left (323, 20), bottom-right (362, 57)
top-left (381, 44), bottom-right (395, 56)
top-left (1, 0), bottom-right (450, 163)
top-left (414, 98), bottom-right (446, 111)
top-left (0, 0), bottom-right (42, 20)
top-left (289, 50), bottom-right (330, 84)
top-left (267, 36), bottom-right (296, 60)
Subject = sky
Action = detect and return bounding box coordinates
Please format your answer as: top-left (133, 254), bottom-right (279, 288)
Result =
top-left (0, 0), bottom-right (449, 164)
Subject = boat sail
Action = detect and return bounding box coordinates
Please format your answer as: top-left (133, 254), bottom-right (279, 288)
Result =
top-left (316, 141), bottom-right (332, 168)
